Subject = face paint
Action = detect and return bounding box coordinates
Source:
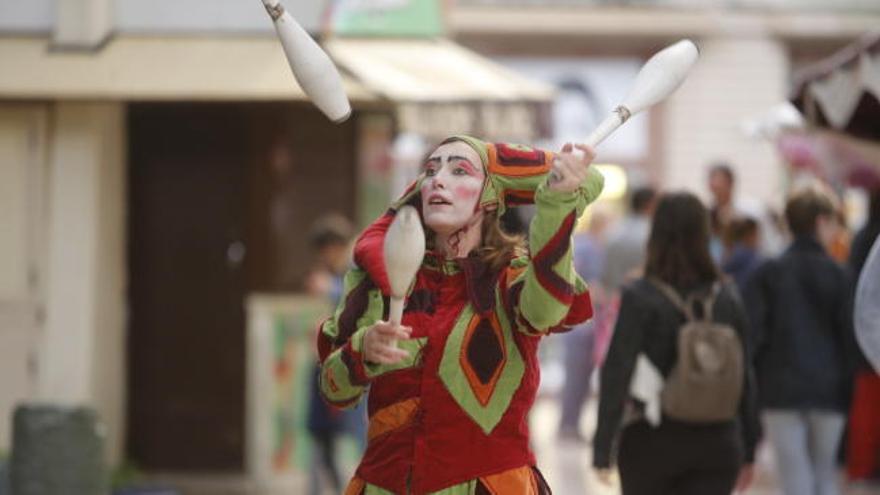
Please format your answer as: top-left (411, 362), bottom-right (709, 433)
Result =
top-left (420, 141), bottom-right (485, 236)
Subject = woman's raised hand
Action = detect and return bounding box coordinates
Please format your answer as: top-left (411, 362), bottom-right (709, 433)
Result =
top-left (363, 320), bottom-right (412, 365)
top-left (549, 143), bottom-right (596, 194)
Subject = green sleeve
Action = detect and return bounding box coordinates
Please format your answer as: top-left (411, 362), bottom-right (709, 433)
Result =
top-left (317, 267), bottom-right (385, 407)
top-left (515, 167), bottom-right (604, 333)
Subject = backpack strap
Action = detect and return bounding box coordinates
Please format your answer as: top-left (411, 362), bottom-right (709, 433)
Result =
top-left (648, 277), bottom-right (695, 321)
top-left (648, 278), bottom-right (722, 322)
top-left (699, 283), bottom-right (722, 321)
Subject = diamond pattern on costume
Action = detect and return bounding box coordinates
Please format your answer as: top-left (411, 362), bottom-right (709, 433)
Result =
top-left (462, 315), bottom-right (506, 406)
top-left (438, 296), bottom-right (525, 434)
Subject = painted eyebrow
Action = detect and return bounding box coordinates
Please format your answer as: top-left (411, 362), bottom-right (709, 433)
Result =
top-left (425, 155), bottom-right (473, 163)
top-left (421, 157), bottom-right (441, 173)
top-left (447, 155), bottom-right (474, 164)
top-left (423, 155), bottom-right (478, 173)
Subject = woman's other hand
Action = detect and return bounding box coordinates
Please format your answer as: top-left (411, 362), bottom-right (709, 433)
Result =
top-left (548, 143), bottom-right (596, 194)
top-left (363, 320), bottom-right (411, 365)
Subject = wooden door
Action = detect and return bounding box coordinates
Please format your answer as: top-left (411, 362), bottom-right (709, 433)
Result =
top-left (127, 102), bottom-right (357, 471)
top-left (127, 104), bottom-right (248, 470)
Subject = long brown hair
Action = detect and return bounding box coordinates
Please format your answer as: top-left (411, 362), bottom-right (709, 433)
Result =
top-left (478, 209), bottom-right (527, 272)
top-left (422, 208), bottom-right (525, 272)
top-left (644, 192), bottom-right (720, 290)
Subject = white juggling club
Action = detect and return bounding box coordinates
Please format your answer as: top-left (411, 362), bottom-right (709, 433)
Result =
top-left (383, 206), bottom-right (426, 343)
top-left (261, 0), bottom-right (352, 123)
top-left (551, 40), bottom-right (699, 180)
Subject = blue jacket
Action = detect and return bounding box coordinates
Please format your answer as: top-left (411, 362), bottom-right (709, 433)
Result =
top-left (722, 245), bottom-right (762, 295)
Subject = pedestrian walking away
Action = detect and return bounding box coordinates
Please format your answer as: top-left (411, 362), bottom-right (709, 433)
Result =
top-left (594, 192), bottom-right (760, 495)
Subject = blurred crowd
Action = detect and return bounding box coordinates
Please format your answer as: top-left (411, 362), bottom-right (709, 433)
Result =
top-left (557, 164), bottom-right (880, 495)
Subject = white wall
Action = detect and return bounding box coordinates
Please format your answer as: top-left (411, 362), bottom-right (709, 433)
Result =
top-left (0, 0), bottom-right (327, 35)
top-left (116, 0), bottom-right (326, 33)
top-left (662, 36), bottom-right (789, 208)
top-left (54, 0), bottom-right (113, 47)
top-left (40, 102), bottom-right (127, 465)
top-left (0, 0), bottom-right (53, 31)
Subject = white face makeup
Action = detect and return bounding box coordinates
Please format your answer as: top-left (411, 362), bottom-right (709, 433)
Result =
top-left (420, 141), bottom-right (486, 236)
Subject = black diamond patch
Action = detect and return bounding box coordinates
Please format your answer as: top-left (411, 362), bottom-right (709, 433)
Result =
top-left (466, 318), bottom-right (504, 385)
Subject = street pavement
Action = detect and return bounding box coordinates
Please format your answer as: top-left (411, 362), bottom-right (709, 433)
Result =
top-left (529, 395), bottom-right (880, 495)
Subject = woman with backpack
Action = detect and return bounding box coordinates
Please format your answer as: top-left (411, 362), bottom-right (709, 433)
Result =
top-left (593, 191), bottom-right (760, 495)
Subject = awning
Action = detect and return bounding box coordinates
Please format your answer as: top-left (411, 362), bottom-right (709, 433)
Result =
top-left (325, 38), bottom-right (555, 140)
top-left (0, 36), bottom-right (375, 102)
top-left (0, 36), bottom-right (554, 139)
top-left (791, 31), bottom-right (880, 142)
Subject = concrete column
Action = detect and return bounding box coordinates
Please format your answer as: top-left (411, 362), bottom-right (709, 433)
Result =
top-left (0, 105), bottom-right (49, 452)
top-left (41, 102), bottom-right (127, 466)
top-left (662, 36), bottom-right (789, 207)
top-left (54, 0), bottom-right (114, 49)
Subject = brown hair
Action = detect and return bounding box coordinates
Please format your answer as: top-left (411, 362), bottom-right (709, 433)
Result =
top-left (308, 213), bottom-right (353, 249)
top-left (645, 192), bottom-right (720, 290)
top-left (784, 187), bottom-right (835, 237)
top-left (422, 209), bottom-right (525, 272)
top-left (723, 216), bottom-right (759, 247)
top-left (709, 162), bottom-right (735, 186)
top-left (478, 209), bottom-right (527, 272)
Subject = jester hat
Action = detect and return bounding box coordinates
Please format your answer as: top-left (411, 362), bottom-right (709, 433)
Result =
top-left (354, 135), bottom-right (557, 295)
top-left (390, 135), bottom-right (557, 216)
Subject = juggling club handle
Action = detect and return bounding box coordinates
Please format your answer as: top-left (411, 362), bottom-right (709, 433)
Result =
top-left (549, 105), bottom-right (632, 183)
top-left (387, 296), bottom-right (405, 347)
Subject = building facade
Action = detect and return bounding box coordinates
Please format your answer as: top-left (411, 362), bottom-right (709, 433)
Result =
top-left (1, 0), bottom-right (878, 491)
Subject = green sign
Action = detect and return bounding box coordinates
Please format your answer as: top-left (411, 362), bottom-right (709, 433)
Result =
top-left (327, 0), bottom-right (444, 37)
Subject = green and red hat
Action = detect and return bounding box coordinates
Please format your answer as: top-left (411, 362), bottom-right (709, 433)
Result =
top-left (391, 135), bottom-right (556, 216)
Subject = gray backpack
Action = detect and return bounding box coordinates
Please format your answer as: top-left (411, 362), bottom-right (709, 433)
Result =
top-left (650, 279), bottom-right (744, 423)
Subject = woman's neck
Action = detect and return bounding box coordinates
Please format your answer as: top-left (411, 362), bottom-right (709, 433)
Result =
top-left (435, 216), bottom-right (483, 259)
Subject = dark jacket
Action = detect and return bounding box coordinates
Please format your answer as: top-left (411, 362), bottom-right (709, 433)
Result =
top-left (744, 236), bottom-right (856, 411)
top-left (593, 278), bottom-right (760, 469)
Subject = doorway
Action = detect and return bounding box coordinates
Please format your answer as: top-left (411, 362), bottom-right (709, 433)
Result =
top-left (126, 102), bottom-right (356, 471)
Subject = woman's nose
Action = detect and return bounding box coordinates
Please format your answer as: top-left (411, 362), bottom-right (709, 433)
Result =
top-left (431, 174), bottom-right (446, 189)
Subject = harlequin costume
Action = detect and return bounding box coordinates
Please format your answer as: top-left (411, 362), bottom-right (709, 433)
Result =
top-left (317, 136), bottom-right (604, 494)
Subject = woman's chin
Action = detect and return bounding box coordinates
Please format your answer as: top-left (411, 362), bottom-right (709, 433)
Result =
top-left (423, 218), bottom-right (463, 236)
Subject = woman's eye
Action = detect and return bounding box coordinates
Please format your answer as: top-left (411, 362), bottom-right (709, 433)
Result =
top-left (425, 167), bottom-right (437, 176)
top-left (453, 167), bottom-right (467, 175)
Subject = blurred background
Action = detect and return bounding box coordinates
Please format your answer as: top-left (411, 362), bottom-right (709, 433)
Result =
top-left (0, 0), bottom-right (878, 493)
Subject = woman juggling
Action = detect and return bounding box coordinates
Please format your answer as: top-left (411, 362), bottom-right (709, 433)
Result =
top-left (316, 135), bottom-right (604, 494)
